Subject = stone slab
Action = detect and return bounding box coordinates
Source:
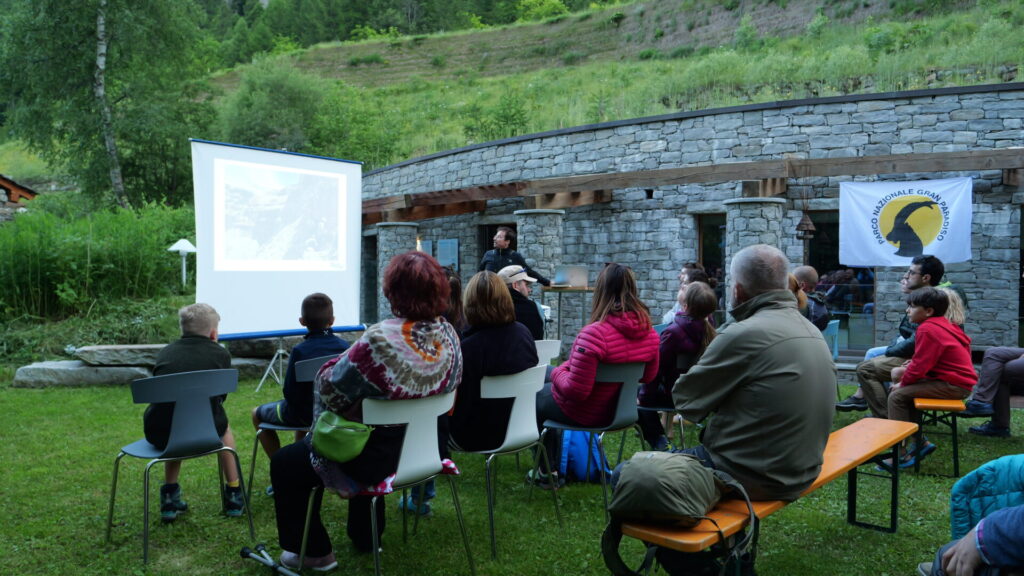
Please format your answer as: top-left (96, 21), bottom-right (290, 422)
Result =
top-left (12, 358), bottom-right (270, 388)
top-left (225, 336), bottom-right (304, 359)
top-left (13, 361), bottom-right (150, 388)
top-left (74, 344), bottom-right (165, 367)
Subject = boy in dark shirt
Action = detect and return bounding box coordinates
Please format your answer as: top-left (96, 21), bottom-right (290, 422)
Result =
top-left (144, 303), bottom-right (242, 522)
top-left (251, 293), bottom-right (349, 484)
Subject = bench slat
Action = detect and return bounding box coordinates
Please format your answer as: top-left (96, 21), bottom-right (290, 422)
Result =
top-left (620, 418), bottom-right (918, 552)
top-left (913, 398), bottom-right (965, 412)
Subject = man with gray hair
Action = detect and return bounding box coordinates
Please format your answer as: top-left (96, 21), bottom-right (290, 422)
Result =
top-left (673, 244), bottom-right (835, 501)
top-left (143, 302), bottom-right (246, 523)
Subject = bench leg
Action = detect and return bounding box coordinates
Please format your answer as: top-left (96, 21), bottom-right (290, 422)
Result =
top-left (847, 443), bottom-right (900, 533)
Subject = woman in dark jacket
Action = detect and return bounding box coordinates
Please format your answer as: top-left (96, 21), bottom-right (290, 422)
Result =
top-left (449, 271), bottom-right (538, 452)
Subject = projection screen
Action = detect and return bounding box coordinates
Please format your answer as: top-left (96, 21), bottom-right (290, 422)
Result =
top-left (190, 139), bottom-right (362, 335)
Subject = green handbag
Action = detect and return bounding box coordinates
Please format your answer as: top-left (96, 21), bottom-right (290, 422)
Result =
top-left (311, 410), bottom-right (373, 463)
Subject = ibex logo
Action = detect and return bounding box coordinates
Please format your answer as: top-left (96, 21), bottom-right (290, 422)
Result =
top-left (871, 192), bottom-right (950, 257)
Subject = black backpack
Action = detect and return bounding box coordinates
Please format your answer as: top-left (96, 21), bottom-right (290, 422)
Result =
top-left (601, 451), bottom-right (759, 576)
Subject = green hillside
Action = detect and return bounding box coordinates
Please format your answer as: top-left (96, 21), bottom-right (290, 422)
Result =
top-left (210, 0), bottom-right (1021, 168)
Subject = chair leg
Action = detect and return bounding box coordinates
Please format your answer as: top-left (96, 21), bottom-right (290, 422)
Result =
top-left (951, 414), bottom-right (960, 477)
top-left (596, 435), bottom-right (611, 522)
top-left (247, 429), bottom-right (263, 505)
top-left (445, 475), bottom-right (476, 576)
top-left (142, 459), bottom-right (161, 565)
top-left (370, 495), bottom-right (383, 576)
top-left (224, 447), bottom-right (256, 541)
top-left (484, 454), bottom-right (498, 559)
top-left (105, 452), bottom-right (126, 544)
top-left (298, 485), bottom-right (321, 569)
top-left (536, 443), bottom-right (563, 528)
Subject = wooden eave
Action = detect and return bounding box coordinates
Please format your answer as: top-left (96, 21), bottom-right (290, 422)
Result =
top-left (0, 175), bottom-right (38, 203)
top-left (362, 148), bottom-right (1024, 224)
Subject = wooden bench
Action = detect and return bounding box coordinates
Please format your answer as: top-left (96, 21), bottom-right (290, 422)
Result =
top-left (913, 398), bottom-right (965, 477)
top-left (616, 418), bottom-right (919, 557)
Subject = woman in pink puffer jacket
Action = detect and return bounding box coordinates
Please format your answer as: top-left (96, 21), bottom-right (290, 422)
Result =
top-left (532, 263), bottom-right (659, 485)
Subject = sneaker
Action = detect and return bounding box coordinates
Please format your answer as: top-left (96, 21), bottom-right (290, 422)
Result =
top-left (969, 421), bottom-right (1011, 438)
top-left (223, 485), bottom-right (245, 517)
top-left (651, 436), bottom-right (673, 452)
top-left (961, 399), bottom-right (994, 418)
top-left (280, 550), bottom-right (338, 573)
top-left (160, 483), bottom-right (188, 523)
top-left (835, 394), bottom-right (868, 412)
top-left (526, 469), bottom-right (565, 490)
top-left (397, 494), bottom-right (432, 517)
top-left (917, 562), bottom-right (933, 576)
top-left (875, 442), bottom-right (935, 472)
top-left (265, 485), bottom-right (275, 497)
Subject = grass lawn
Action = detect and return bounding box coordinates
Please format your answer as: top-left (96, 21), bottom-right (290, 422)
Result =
top-left (1, 379), bottom-right (1022, 575)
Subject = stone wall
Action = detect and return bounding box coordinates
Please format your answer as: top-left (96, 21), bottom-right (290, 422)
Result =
top-left (364, 83), bottom-right (1024, 347)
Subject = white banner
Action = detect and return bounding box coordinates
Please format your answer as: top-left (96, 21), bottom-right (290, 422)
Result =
top-left (839, 177), bottom-right (972, 267)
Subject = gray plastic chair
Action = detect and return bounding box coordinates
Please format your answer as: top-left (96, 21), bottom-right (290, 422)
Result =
top-left (247, 354), bottom-right (338, 503)
top-left (105, 369), bottom-right (255, 564)
top-left (541, 362), bottom-right (645, 519)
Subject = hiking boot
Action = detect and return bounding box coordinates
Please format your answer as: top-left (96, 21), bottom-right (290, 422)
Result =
top-left (969, 421), bottom-right (1011, 438)
top-left (960, 399), bottom-right (994, 418)
top-left (835, 394), bottom-right (867, 412)
top-left (917, 562), bottom-right (933, 576)
top-left (280, 550), bottom-right (339, 573)
top-left (526, 469), bottom-right (565, 490)
top-left (223, 485), bottom-right (245, 517)
top-left (397, 494), bottom-right (432, 517)
top-left (160, 483), bottom-right (188, 523)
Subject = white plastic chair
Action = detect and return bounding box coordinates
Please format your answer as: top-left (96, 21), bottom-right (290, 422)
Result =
top-left (535, 339), bottom-right (561, 366)
top-left (298, 391), bottom-right (475, 576)
top-left (541, 362), bottom-right (645, 520)
top-left (247, 354), bottom-right (337, 503)
top-left (467, 365), bottom-right (562, 559)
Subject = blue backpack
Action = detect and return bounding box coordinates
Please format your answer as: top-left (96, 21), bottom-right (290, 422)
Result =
top-left (559, 430), bottom-right (612, 483)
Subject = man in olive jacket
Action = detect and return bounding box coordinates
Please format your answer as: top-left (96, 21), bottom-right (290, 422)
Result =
top-left (674, 244), bottom-right (836, 501)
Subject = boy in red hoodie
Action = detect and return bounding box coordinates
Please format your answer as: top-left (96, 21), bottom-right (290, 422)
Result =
top-left (887, 287), bottom-right (977, 468)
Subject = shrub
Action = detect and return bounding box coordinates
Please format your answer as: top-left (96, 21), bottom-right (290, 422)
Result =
top-left (669, 45), bottom-right (695, 59)
top-left (348, 53), bottom-right (386, 66)
top-left (0, 197), bottom-right (195, 321)
top-left (609, 12), bottom-right (626, 27)
top-left (463, 91), bottom-right (531, 143)
top-left (431, 54), bottom-right (447, 68)
top-left (734, 14), bottom-right (760, 51)
top-left (217, 57), bottom-right (329, 152)
top-left (638, 48), bottom-right (662, 60)
top-left (562, 51), bottom-right (585, 65)
top-left (806, 11), bottom-right (831, 38)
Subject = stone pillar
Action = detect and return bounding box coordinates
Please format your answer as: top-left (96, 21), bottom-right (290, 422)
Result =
top-left (375, 222), bottom-right (419, 321)
top-left (514, 209), bottom-right (565, 341)
top-left (722, 197), bottom-right (787, 308)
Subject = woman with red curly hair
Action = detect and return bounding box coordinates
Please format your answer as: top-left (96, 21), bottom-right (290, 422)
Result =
top-left (271, 251), bottom-right (463, 571)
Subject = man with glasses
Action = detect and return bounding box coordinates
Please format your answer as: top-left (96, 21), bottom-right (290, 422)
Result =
top-left (837, 254), bottom-right (947, 414)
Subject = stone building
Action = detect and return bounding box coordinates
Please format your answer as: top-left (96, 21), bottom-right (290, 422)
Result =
top-left (361, 83), bottom-right (1024, 353)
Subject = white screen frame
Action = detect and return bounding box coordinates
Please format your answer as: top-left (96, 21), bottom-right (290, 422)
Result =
top-left (191, 139), bottom-right (362, 335)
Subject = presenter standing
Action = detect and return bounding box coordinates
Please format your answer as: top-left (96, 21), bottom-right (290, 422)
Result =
top-left (478, 226), bottom-right (551, 286)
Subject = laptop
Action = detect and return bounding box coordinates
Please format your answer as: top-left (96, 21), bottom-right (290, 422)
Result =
top-left (551, 265), bottom-right (589, 288)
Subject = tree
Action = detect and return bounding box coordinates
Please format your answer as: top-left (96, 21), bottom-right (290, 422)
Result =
top-left (217, 57), bottom-right (329, 152)
top-left (0, 0), bottom-right (209, 207)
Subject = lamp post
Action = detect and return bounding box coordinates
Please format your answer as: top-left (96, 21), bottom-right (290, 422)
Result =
top-left (167, 238), bottom-right (196, 287)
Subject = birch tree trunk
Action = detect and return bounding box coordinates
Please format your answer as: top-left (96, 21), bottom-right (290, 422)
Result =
top-left (94, 0), bottom-right (130, 209)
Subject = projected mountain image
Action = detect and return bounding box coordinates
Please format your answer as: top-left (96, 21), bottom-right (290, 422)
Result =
top-left (213, 160), bottom-right (347, 271)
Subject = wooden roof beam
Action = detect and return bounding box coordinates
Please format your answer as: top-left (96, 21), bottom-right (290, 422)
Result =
top-left (523, 189), bottom-right (612, 210)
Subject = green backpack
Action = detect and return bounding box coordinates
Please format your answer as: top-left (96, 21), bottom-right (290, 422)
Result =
top-left (601, 451), bottom-right (758, 576)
